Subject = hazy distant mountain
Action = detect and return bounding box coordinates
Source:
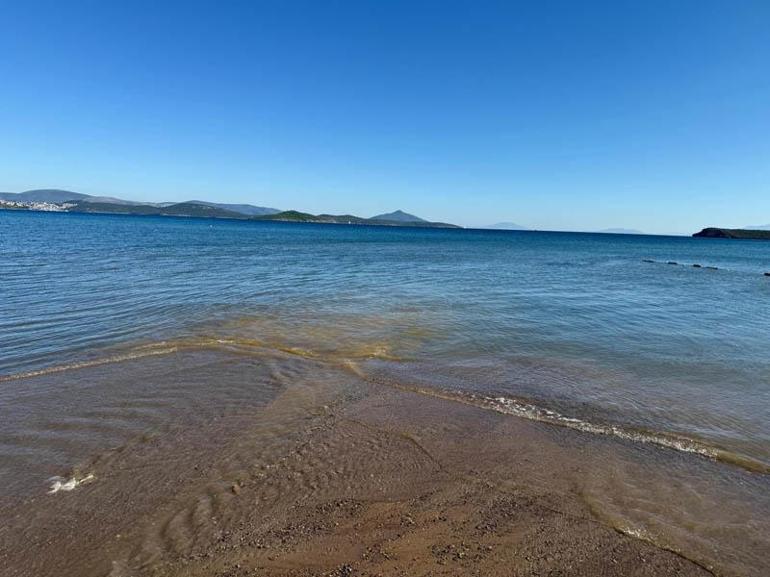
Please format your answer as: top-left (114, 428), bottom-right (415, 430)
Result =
top-left (0, 189), bottom-right (91, 203)
top-left (745, 224), bottom-right (770, 231)
top-left (370, 210), bottom-right (427, 223)
top-left (485, 222), bottom-right (527, 230)
top-left (598, 228), bottom-right (645, 235)
top-left (0, 189), bottom-right (151, 205)
top-left (186, 200), bottom-right (280, 216)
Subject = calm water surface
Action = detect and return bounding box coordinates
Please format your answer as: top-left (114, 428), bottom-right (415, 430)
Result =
top-left (2, 210), bottom-right (769, 469)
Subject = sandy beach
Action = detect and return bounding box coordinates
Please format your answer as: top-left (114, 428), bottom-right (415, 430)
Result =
top-left (5, 346), bottom-right (762, 577)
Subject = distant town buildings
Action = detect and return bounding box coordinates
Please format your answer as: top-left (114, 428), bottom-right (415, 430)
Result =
top-left (0, 199), bottom-right (73, 212)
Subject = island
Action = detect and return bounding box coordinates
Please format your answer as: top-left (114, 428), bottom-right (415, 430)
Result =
top-left (693, 228), bottom-right (770, 240)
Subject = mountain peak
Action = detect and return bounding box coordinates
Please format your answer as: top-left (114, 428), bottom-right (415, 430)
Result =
top-left (371, 210), bottom-right (427, 223)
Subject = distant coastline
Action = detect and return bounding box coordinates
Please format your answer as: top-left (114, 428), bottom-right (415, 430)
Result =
top-left (0, 189), bottom-right (460, 229)
top-left (5, 190), bottom-right (768, 237)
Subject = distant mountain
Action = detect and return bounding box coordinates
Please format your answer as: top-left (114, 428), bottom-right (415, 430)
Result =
top-left (745, 224), bottom-right (770, 231)
top-left (1, 190), bottom-right (458, 228)
top-left (69, 201), bottom-right (245, 219)
top-left (485, 222), bottom-right (527, 230)
top-left (185, 200), bottom-right (280, 216)
top-left (0, 189), bottom-right (152, 206)
top-left (0, 189), bottom-right (91, 203)
top-left (598, 228), bottom-right (645, 235)
top-left (254, 210), bottom-right (460, 228)
top-left (0, 190), bottom-right (280, 214)
top-left (253, 210), bottom-right (368, 224)
top-left (370, 210), bottom-right (427, 223)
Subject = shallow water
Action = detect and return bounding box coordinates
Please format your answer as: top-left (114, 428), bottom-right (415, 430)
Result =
top-left (2, 210), bottom-right (768, 468)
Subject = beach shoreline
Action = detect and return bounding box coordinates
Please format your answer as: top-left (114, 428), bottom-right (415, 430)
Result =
top-left (3, 348), bottom-right (765, 577)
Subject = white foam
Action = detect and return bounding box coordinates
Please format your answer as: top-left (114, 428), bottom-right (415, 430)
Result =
top-left (0, 347), bottom-right (179, 382)
top-left (621, 526), bottom-right (651, 541)
top-left (476, 394), bottom-right (721, 459)
top-left (47, 473), bottom-right (95, 494)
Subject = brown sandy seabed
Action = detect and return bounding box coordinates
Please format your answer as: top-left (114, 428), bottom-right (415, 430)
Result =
top-left (0, 348), bottom-right (766, 577)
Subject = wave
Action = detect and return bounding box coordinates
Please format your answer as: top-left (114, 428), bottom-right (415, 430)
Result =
top-left (4, 335), bottom-right (767, 476)
top-left (473, 393), bottom-right (769, 473)
top-left (0, 334), bottom-right (402, 383)
top-left (0, 345), bottom-right (182, 382)
top-left (356, 373), bottom-right (770, 475)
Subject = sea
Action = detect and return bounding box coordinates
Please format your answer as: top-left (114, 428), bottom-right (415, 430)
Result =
top-left (1, 209), bottom-right (769, 575)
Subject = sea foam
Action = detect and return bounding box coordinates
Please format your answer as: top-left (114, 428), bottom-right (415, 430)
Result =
top-left (48, 473), bottom-right (95, 494)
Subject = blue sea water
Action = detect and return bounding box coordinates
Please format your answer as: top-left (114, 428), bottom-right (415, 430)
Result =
top-left (1, 209), bottom-right (769, 469)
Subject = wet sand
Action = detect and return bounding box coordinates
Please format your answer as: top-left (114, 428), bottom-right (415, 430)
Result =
top-left (4, 346), bottom-right (759, 577)
top-left (142, 388), bottom-right (713, 577)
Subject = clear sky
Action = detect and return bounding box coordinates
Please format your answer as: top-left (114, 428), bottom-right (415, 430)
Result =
top-left (1, 1), bottom-right (768, 233)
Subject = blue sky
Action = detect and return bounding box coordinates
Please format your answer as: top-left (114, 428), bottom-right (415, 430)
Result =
top-left (1, 0), bottom-right (768, 233)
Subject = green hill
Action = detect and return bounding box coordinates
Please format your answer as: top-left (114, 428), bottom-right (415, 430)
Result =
top-left (69, 201), bottom-right (245, 219)
top-left (252, 211), bottom-right (459, 228)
